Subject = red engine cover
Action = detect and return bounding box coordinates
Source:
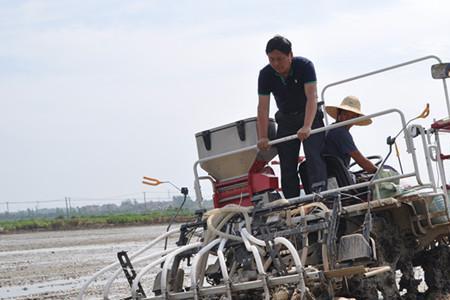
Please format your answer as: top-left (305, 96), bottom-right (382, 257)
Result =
top-left (213, 163), bottom-right (279, 208)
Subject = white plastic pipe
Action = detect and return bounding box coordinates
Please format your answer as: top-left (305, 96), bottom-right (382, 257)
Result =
top-left (274, 237), bottom-right (306, 295)
top-left (273, 237), bottom-right (303, 271)
top-left (190, 239), bottom-right (221, 300)
top-left (241, 228), bottom-right (266, 247)
top-left (78, 228), bottom-right (180, 300)
top-left (241, 233), bottom-right (270, 300)
top-left (217, 238), bottom-right (232, 300)
top-left (241, 229), bottom-right (306, 296)
top-left (207, 211), bottom-right (242, 242)
top-left (103, 248), bottom-right (175, 300)
top-left (241, 232), bottom-right (265, 275)
top-left (130, 255), bottom-right (170, 300)
top-left (160, 242), bottom-right (202, 299)
top-left (205, 205), bottom-right (252, 236)
top-left (217, 238), bottom-right (229, 281)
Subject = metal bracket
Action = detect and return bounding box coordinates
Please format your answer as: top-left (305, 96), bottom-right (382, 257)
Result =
top-left (117, 251), bottom-right (146, 298)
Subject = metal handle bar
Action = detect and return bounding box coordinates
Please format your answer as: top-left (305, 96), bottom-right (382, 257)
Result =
top-left (320, 55), bottom-right (450, 118)
top-left (193, 108), bottom-right (416, 205)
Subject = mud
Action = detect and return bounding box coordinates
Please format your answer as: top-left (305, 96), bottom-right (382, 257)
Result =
top-left (1, 225), bottom-right (449, 300)
top-left (0, 225), bottom-right (174, 299)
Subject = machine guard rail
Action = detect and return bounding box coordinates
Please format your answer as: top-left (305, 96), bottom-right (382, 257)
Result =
top-left (320, 55), bottom-right (450, 120)
top-left (193, 108), bottom-right (422, 205)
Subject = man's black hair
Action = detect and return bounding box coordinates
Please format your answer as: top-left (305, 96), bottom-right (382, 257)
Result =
top-left (265, 35), bottom-right (292, 55)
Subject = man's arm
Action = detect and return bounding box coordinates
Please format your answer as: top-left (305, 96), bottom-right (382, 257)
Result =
top-left (349, 150), bottom-right (377, 173)
top-left (297, 82), bottom-right (318, 141)
top-left (257, 95), bottom-right (270, 150)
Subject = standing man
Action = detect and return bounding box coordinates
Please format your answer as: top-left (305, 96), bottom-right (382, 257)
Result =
top-left (257, 35), bottom-right (327, 198)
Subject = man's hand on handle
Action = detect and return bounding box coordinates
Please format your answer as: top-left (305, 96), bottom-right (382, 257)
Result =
top-left (297, 126), bottom-right (311, 141)
top-left (257, 137), bottom-right (270, 151)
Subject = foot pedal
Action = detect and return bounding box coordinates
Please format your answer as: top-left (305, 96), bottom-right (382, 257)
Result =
top-left (117, 251), bottom-right (146, 298)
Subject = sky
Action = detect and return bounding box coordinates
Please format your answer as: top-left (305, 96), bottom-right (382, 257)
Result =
top-left (1, 0), bottom-right (450, 212)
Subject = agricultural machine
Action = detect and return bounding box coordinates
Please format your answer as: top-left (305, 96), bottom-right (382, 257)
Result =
top-left (79, 56), bottom-right (450, 299)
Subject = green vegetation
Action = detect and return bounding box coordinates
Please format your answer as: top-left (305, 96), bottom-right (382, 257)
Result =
top-left (0, 209), bottom-right (195, 233)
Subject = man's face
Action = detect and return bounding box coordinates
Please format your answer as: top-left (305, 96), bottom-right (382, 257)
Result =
top-left (267, 50), bottom-right (293, 76)
top-left (338, 110), bottom-right (360, 127)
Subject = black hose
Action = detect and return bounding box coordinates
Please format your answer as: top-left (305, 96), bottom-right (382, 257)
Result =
top-left (164, 188), bottom-right (188, 250)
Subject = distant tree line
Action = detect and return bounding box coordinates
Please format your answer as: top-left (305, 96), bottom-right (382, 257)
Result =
top-left (0, 196), bottom-right (213, 221)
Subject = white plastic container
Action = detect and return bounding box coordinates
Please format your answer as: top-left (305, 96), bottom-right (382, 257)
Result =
top-left (195, 117), bottom-right (277, 180)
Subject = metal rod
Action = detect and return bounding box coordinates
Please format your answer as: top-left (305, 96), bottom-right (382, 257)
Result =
top-left (193, 108), bottom-right (413, 204)
top-left (433, 132), bottom-right (450, 221)
top-left (319, 55), bottom-right (448, 185)
top-left (320, 55), bottom-right (442, 105)
top-left (442, 77), bottom-right (450, 117)
top-left (143, 273), bottom-right (318, 300)
top-left (363, 266), bottom-right (391, 278)
top-left (411, 124), bottom-right (436, 191)
top-left (285, 172), bottom-right (417, 207)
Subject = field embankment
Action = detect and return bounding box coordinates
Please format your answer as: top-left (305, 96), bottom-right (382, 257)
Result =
top-left (0, 210), bottom-right (194, 234)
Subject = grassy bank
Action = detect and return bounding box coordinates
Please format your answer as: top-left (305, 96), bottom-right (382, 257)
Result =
top-left (0, 210), bottom-right (195, 233)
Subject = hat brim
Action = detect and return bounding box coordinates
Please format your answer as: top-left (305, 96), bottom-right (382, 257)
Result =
top-left (325, 105), bottom-right (372, 126)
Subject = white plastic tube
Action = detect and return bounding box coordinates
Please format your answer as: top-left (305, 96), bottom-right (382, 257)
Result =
top-left (130, 255), bottom-right (170, 300)
top-left (241, 229), bottom-right (306, 296)
top-left (217, 238), bottom-right (232, 300)
top-left (103, 248), bottom-right (175, 300)
top-left (207, 212), bottom-right (242, 242)
top-left (241, 228), bottom-right (266, 247)
top-left (78, 228), bottom-right (180, 300)
top-left (274, 237), bottom-right (306, 294)
top-left (205, 205), bottom-right (252, 231)
top-left (217, 238), bottom-right (229, 281)
top-left (241, 232), bottom-right (265, 275)
top-left (190, 239), bottom-right (221, 300)
top-left (241, 233), bottom-right (270, 300)
top-left (160, 242), bottom-right (202, 299)
top-left (290, 202), bottom-right (330, 217)
top-left (204, 205), bottom-right (253, 242)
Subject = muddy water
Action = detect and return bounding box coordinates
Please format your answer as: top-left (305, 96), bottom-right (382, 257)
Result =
top-left (0, 225), bottom-right (173, 300)
top-left (0, 226), bottom-right (435, 300)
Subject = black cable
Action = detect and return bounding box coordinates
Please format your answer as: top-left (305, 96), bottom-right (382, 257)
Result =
top-left (368, 137), bottom-right (395, 189)
top-left (360, 140), bottom-right (395, 244)
top-left (164, 187), bottom-right (189, 250)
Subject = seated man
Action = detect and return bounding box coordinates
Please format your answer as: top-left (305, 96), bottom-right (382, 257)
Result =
top-left (324, 96), bottom-right (377, 174)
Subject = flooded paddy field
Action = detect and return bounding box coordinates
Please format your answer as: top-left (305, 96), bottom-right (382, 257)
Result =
top-left (0, 225), bottom-right (445, 300)
top-left (0, 225), bottom-right (172, 299)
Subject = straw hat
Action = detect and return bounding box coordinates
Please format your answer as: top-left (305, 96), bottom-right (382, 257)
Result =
top-left (325, 95), bottom-right (372, 126)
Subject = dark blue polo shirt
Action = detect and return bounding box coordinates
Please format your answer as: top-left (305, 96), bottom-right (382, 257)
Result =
top-left (324, 125), bottom-right (357, 167)
top-left (258, 56), bottom-right (317, 113)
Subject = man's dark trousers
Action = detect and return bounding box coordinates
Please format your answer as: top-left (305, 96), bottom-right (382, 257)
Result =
top-left (275, 110), bottom-right (327, 198)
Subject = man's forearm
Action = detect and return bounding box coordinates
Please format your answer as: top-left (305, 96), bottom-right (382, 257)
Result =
top-left (351, 151), bottom-right (377, 173)
top-left (303, 83), bottom-right (318, 128)
top-left (257, 108), bottom-right (269, 139)
top-left (303, 99), bottom-right (317, 128)
top-left (257, 95), bottom-right (270, 139)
